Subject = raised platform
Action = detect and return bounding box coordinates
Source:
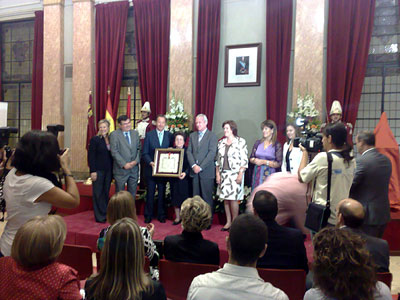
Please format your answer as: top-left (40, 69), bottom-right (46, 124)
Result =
top-left (63, 210), bottom-right (315, 265)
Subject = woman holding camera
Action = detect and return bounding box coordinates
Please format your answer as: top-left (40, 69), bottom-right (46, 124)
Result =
top-left (298, 122), bottom-right (355, 226)
top-left (0, 130), bottom-right (80, 257)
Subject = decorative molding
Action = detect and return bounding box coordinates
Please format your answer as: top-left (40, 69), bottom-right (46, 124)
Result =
top-left (72, 0), bottom-right (94, 3)
top-left (43, 0), bottom-right (65, 6)
top-left (0, 0), bottom-right (42, 21)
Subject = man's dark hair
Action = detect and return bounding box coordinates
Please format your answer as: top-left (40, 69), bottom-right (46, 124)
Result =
top-left (229, 214), bottom-right (268, 266)
top-left (12, 130), bottom-right (61, 175)
top-left (357, 131), bottom-right (375, 147)
top-left (156, 114), bottom-right (166, 122)
top-left (339, 203), bottom-right (365, 228)
top-left (252, 190), bottom-right (278, 222)
top-left (117, 115), bottom-right (130, 124)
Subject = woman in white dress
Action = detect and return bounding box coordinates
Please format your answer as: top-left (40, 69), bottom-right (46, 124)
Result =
top-left (282, 123), bottom-right (302, 174)
top-left (216, 120), bottom-right (248, 231)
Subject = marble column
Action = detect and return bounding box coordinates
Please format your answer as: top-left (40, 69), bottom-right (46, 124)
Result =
top-left (292, 0), bottom-right (326, 115)
top-left (71, 0), bottom-right (94, 174)
top-left (169, 0), bottom-right (193, 118)
top-left (43, 0), bottom-right (65, 144)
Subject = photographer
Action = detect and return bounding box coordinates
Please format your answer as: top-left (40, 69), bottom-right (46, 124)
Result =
top-left (0, 130), bottom-right (80, 257)
top-left (298, 122), bottom-right (355, 226)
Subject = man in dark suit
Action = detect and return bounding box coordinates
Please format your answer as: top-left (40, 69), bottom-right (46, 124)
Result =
top-left (252, 190), bottom-right (308, 272)
top-left (350, 131), bottom-right (392, 238)
top-left (142, 114), bottom-right (172, 223)
top-left (337, 198), bottom-right (389, 272)
top-left (187, 114), bottom-right (218, 213)
top-left (110, 115), bottom-right (141, 199)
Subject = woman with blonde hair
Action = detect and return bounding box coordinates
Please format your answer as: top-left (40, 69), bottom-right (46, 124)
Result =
top-left (88, 119), bottom-right (113, 223)
top-left (97, 191), bottom-right (159, 279)
top-left (250, 120), bottom-right (283, 189)
top-left (164, 196), bottom-right (220, 265)
top-left (0, 215), bottom-right (81, 299)
top-left (86, 218), bottom-right (166, 300)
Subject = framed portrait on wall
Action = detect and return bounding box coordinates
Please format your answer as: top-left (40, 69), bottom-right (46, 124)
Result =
top-left (224, 43), bottom-right (262, 87)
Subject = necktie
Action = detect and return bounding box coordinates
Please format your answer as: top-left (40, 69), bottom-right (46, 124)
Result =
top-left (125, 132), bottom-right (130, 145)
top-left (158, 132), bottom-right (163, 145)
top-left (198, 131), bottom-right (204, 142)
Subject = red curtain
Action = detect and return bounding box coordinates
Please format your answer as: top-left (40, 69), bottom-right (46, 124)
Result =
top-left (326, 0), bottom-right (375, 126)
top-left (133, 0), bottom-right (170, 120)
top-left (31, 11), bottom-right (44, 130)
top-left (266, 0), bottom-right (293, 144)
top-left (95, 1), bottom-right (129, 125)
top-left (195, 0), bottom-right (221, 130)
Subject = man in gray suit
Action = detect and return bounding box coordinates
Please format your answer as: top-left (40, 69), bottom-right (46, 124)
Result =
top-left (337, 198), bottom-right (389, 272)
top-left (350, 131), bottom-right (392, 238)
top-left (187, 114), bottom-right (218, 215)
top-left (110, 115), bottom-right (141, 200)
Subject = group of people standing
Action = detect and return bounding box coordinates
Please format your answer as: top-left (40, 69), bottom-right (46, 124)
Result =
top-left (88, 100), bottom-right (392, 237)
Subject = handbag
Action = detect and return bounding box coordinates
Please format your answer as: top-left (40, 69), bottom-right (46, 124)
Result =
top-left (304, 152), bottom-right (334, 232)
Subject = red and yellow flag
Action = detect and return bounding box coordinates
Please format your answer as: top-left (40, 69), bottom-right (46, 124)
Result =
top-left (105, 88), bottom-right (115, 132)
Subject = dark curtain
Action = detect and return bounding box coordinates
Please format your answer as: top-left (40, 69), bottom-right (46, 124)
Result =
top-left (95, 1), bottom-right (129, 124)
top-left (195, 0), bottom-right (221, 130)
top-left (265, 0), bottom-right (293, 144)
top-left (326, 0), bottom-right (375, 126)
top-left (133, 0), bottom-right (170, 120)
top-left (31, 10), bottom-right (44, 130)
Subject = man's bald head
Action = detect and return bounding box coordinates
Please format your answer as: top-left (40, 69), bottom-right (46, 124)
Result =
top-left (337, 198), bottom-right (365, 228)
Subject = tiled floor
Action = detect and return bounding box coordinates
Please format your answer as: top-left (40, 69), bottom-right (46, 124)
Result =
top-left (0, 219), bottom-right (399, 294)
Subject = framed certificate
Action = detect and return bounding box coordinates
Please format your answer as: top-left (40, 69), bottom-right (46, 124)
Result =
top-left (152, 148), bottom-right (184, 178)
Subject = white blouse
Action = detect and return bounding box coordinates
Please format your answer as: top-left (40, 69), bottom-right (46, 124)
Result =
top-left (282, 141), bottom-right (302, 174)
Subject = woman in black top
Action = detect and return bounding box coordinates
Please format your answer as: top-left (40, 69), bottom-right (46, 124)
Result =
top-left (88, 119), bottom-right (113, 223)
top-left (170, 132), bottom-right (191, 225)
top-left (85, 218), bottom-right (166, 300)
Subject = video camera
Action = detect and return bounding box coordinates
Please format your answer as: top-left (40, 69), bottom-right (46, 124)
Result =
top-left (293, 118), bottom-right (323, 153)
top-left (47, 124), bottom-right (64, 138)
top-left (0, 127), bottom-right (18, 158)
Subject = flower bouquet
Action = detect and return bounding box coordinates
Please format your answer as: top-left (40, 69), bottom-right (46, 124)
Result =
top-left (287, 90), bottom-right (321, 132)
top-left (165, 92), bottom-right (191, 134)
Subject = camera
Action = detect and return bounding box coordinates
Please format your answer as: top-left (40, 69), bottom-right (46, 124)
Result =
top-left (47, 124), bottom-right (64, 138)
top-left (293, 118), bottom-right (323, 153)
top-left (0, 127), bottom-right (18, 158)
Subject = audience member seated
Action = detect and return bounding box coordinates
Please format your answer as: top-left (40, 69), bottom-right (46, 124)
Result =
top-left (0, 215), bottom-right (81, 300)
top-left (253, 190), bottom-right (308, 272)
top-left (187, 214), bottom-right (288, 300)
top-left (164, 196), bottom-right (219, 265)
top-left (85, 218), bottom-right (166, 300)
top-left (337, 198), bottom-right (390, 273)
top-left (304, 227), bottom-right (392, 300)
top-left (0, 130), bottom-right (80, 257)
top-left (97, 191), bottom-right (159, 279)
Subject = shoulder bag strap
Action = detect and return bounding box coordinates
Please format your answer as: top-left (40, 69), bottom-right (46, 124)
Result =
top-left (326, 152), bottom-right (333, 209)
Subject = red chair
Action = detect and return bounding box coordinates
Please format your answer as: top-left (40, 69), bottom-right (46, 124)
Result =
top-left (159, 259), bottom-right (219, 300)
top-left (377, 272), bottom-right (393, 289)
top-left (58, 244), bottom-right (93, 280)
top-left (257, 268), bottom-right (306, 300)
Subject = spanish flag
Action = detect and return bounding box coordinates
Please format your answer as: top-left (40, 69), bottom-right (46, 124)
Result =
top-left (105, 89), bottom-right (115, 132)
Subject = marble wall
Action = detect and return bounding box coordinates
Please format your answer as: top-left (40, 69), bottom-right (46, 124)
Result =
top-left (169, 0), bottom-right (194, 118)
top-left (292, 0), bottom-right (326, 116)
top-left (42, 0), bottom-right (65, 145)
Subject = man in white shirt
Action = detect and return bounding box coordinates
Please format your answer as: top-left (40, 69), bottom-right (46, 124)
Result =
top-left (187, 214), bottom-right (288, 300)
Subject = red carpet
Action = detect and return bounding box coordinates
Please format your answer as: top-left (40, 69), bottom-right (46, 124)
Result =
top-left (64, 210), bottom-right (314, 265)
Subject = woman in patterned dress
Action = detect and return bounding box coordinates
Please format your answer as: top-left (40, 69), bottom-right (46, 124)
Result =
top-left (250, 120), bottom-right (283, 190)
top-left (216, 120), bottom-right (248, 231)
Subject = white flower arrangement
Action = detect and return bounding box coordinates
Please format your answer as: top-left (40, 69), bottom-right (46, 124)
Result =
top-left (288, 89), bottom-right (321, 131)
top-left (165, 91), bottom-right (191, 134)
